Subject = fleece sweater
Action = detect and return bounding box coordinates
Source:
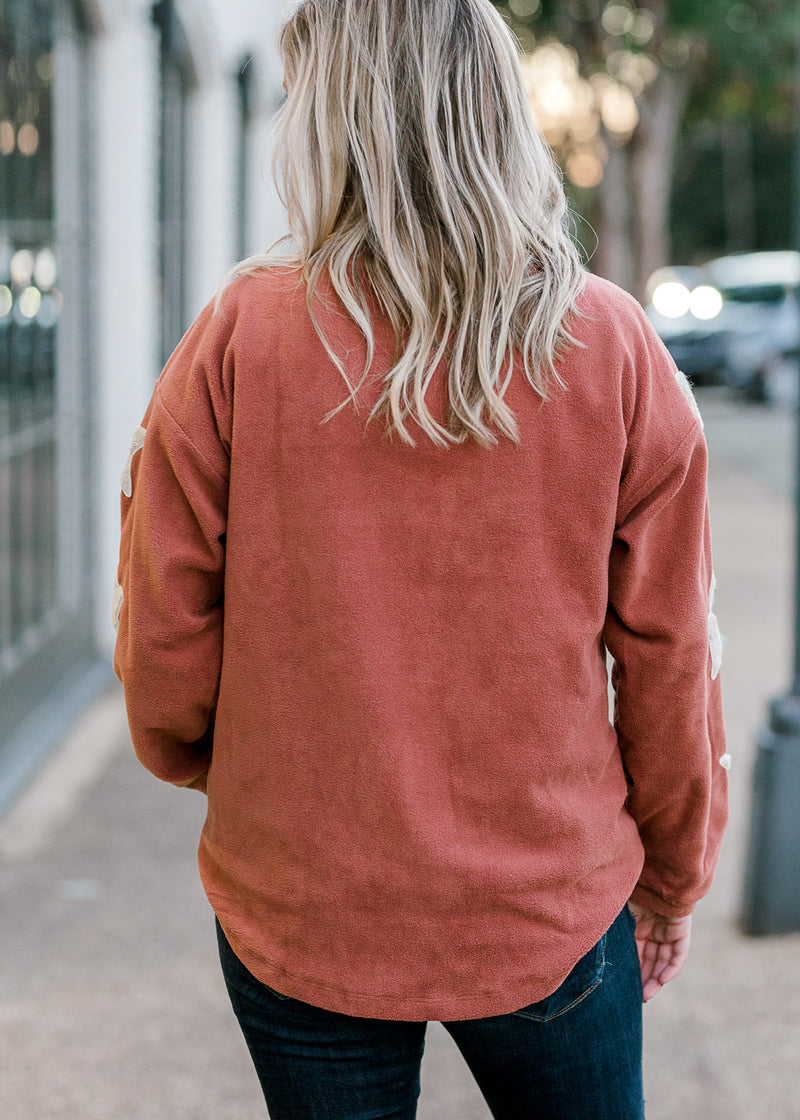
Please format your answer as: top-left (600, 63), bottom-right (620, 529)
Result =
top-left (113, 268), bottom-right (728, 1021)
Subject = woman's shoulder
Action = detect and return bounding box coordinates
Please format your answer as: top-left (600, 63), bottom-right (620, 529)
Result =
top-left (572, 272), bottom-right (703, 445)
top-left (155, 264), bottom-right (309, 415)
top-left (576, 272), bottom-right (650, 333)
top-left (210, 261), bottom-right (315, 355)
top-left (218, 260), bottom-right (307, 314)
top-left (571, 271), bottom-right (672, 371)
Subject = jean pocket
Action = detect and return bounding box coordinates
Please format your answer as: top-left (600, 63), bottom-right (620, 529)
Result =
top-left (216, 918), bottom-right (292, 1005)
top-left (255, 982), bottom-right (291, 1002)
top-left (511, 930), bottom-right (607, 1023)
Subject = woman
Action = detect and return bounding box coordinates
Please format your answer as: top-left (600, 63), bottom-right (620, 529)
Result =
top-left (113, 1), bottom-right (728, 1116)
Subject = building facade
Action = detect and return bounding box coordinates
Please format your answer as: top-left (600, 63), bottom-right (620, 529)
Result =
top-left (0, 0), bottom-right (287, 808)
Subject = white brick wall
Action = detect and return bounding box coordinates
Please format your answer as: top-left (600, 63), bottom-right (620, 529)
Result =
top-left (90, 0), bottom-right (288, 655)
top-left (92, 0), bottom-right (162, 655)
top-left (185, 75), bottom-right (239, 314)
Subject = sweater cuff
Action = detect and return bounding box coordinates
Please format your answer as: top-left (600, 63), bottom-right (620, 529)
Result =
top-left (177, 772), bottom-right (208, 793)
top-left (629, 882), bottom-right (696, 919)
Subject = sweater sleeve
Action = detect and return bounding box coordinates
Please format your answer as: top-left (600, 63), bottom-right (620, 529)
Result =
top-left (113, 302), bottom-right (232, 789)
top-left (602, 308), bottom-right (729, 918)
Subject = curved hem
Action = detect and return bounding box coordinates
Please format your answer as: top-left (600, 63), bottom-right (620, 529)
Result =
top-left (212, 884), bottom-right (641, 1023)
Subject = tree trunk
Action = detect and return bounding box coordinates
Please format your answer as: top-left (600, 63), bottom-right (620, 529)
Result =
top-left (629, 66), bottom-right (691, 301)
top-left (594, 138), bottom-right (636, 292)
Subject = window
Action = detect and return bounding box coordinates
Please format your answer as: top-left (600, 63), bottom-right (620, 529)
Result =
top-left (0, 0), bottom-right (94, 763)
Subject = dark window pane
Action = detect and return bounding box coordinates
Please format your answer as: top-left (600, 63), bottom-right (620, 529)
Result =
top-left (0, 0), bottom-right (63, 673)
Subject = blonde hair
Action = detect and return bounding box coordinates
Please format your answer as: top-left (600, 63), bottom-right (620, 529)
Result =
top-left (228, 0), bottom-right (585, 447)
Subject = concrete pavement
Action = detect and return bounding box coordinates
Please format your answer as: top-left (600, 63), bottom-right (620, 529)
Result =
top-left (1, 391), bottom-right (799, 1119)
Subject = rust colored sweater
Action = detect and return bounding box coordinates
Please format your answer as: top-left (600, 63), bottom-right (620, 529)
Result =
top-left (114, 269), bottom-right (728, 1021)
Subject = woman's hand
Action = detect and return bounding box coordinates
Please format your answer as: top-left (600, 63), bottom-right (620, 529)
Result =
top-left (627, 901), bottom-right (693, 1002)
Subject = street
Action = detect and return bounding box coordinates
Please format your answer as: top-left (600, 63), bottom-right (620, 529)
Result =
top-left (1, 389), bottom-right (799, 1119)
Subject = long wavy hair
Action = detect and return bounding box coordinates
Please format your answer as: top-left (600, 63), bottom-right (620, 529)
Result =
top-left (226, 0), bottom-right (585, 447)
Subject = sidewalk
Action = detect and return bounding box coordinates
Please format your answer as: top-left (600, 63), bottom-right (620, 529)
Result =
top-left (1, 400), bottom-right (799, 1119)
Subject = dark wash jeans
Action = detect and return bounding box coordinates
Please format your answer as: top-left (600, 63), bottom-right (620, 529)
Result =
top-left (216, 905), bottom-right (645, 1120)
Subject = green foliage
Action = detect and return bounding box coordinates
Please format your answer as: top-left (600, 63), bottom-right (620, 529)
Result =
top-left (492, 0), bottom-right (798, 260)
top-left (495, 0), bottom-right (798, 126)
top-left (676, 0), bottom-right (795, 126)
top-left (671, 126), bottom-right (793, 261)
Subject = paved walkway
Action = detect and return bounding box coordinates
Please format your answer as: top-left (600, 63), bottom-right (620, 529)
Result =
top-left (1, 395), bottom-right (799, 1119)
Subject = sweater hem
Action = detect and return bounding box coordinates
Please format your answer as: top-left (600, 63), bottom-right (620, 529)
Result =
top-left (218, 921), bottom-right (578, 1021)
top-left (212, 885), bottom-right (640, 1023)
top-left (629, 881), bottom-right (696, 919)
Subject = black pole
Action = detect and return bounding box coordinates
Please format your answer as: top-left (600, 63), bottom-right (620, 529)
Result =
top-left (151, 0), bottom-right (177, 58)
top-left (741, 0), bottom-right (800, 934)
top-left (236, 54), bottom-right (254, 262)
top-left (792, 0), bottom-right (800, 696)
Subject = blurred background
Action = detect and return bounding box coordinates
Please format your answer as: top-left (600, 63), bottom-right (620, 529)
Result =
top-left (1, 0), bottom-right (799, 1117)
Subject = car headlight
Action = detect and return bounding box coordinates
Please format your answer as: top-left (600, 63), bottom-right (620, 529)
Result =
top-left (652, 282), bottom-right (691, 318)
top-left (689, 286), bottom-right (723, 321)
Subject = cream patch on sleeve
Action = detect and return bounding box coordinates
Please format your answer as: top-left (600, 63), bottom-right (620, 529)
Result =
top-left (708, 572), bottom-right (723, 680)
top-left (707, 573), bottom-right (729, 769)
top-left (121, 425), bottom-right (147, 498)
top-left (675, 369), bottom-right (704, 429)
top-left (112, 575), bottom-right (123, 633)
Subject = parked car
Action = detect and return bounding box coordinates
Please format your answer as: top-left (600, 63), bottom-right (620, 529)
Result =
top-left (645, 265), bottom-right (730, 385)
top-left (707, 251), bottom-right (800, 406)
top-left (645, 252), bottom-right (800, 405)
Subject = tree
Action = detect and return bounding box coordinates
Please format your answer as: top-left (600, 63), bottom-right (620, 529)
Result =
top-left (492, 0), bottom-right (797, 300)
